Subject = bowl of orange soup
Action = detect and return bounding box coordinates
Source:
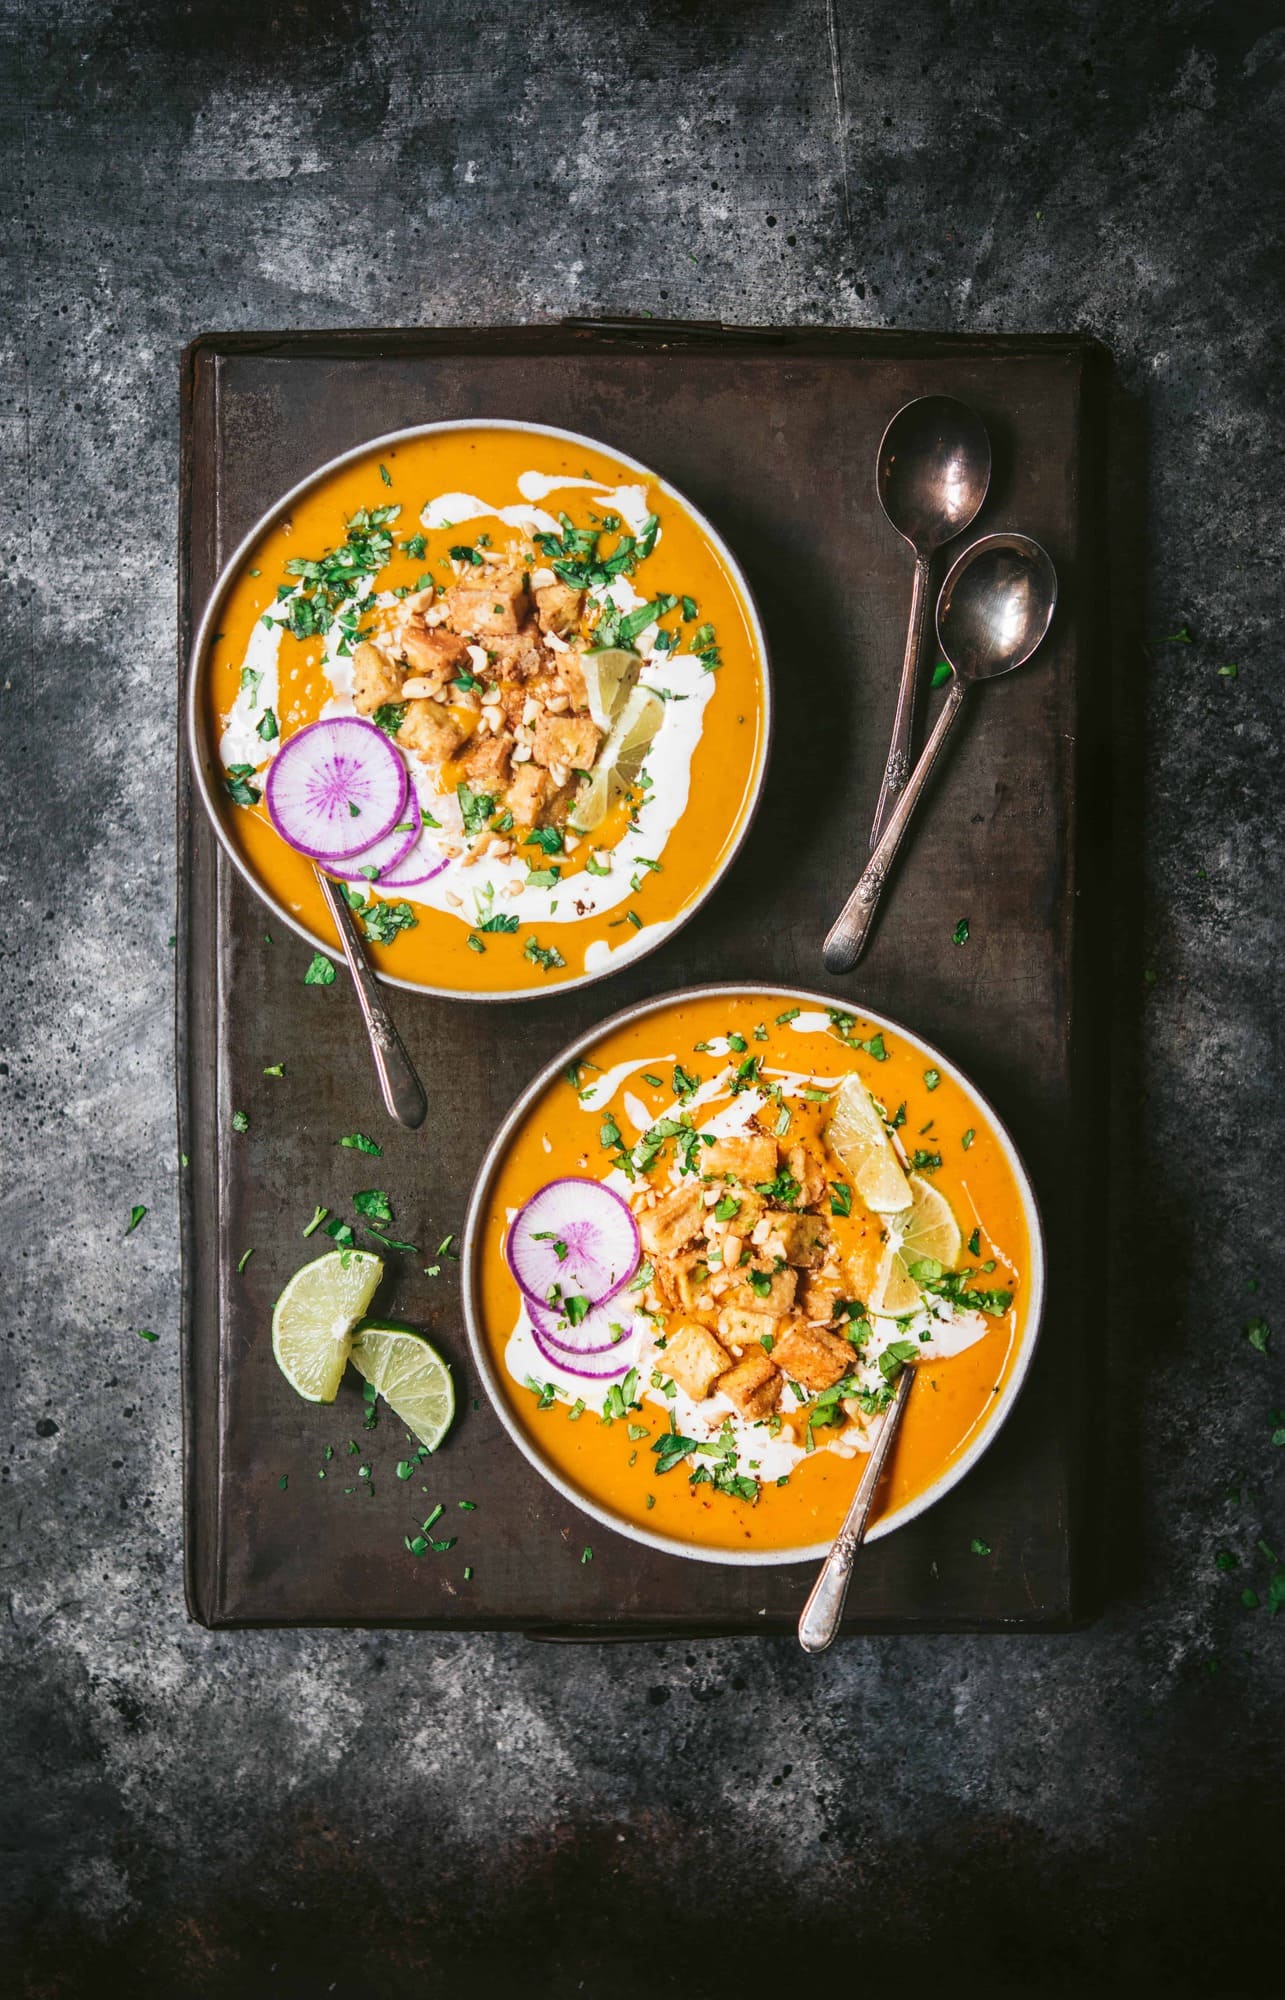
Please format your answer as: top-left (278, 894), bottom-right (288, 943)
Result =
top-left (188, 422), bottom-right (770, 998)
top-left (464, 986), bottom-right (1045, 1564)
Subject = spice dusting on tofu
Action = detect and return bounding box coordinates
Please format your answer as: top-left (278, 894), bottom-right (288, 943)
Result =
top-left (478, 994), bottom-right (1034, 1553)
top-left (207, 427), bottom-right (766, 994)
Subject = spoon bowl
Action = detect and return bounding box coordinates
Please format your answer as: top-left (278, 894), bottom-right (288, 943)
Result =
top-left (877, 394), bottom-right (992, 552)
top-left (936, 531), bottom-right (1058, 684)
top-left (869, 396), bottom-right (991, 847)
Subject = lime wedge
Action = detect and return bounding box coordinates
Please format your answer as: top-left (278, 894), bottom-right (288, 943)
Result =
top-left (868, 1175), bottom-right (964, 1316)
top-left (579, 648), bottom-right (640, 732)
top-left (272, 1249), bottom-right (383, 1403)
top-left (826, 1073), bottom-right (910, 1213)
top-left (569, 684), bottom-right (665, 833)
top-left (350, 1323), bottom-right (456, 1452)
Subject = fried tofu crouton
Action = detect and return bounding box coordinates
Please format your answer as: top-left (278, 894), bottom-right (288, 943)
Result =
top-left (444, 565), bottom-right (530, 637)
top-left (724, 1264), bottom-right (797, 1316)
top-left (799, 1276), bottom-right (843, 1324)
top-left (638, 1184), bottom-right (705, 1260)
top-left (718, 1347), bottom-right (781, 1420)
top-left (557, 649), bottom-right (589, 710)
top-left (666, 1248), bottom-right (713, 1313)
top-left (505, 762), bottom-right (552, 824)
top-left (534, 580), bottom-right (584, 637)
top-left (772, 1212), bottom-right (830, 1268)
top-left (532, 710), bottom-right (602, 773)
top-left (664, 1322), bottom-right (731, 1401)
top-left (786, 1142), bottom-right (828, 1208)
top-left (716, 1306), bottom-right (781, 1355)
top-left (399, 624), bottom-right (470, 678)
top-left (458, 733), bottom-right (512, 792)
top-left (771, 1319), bottom-right (855, 1393)
top-left (703, 1133), bottom-right (779, 1186)
top-left (350, 640), bottom-right (405, 716)
top-left (398, 699), bottom-right (465, 766)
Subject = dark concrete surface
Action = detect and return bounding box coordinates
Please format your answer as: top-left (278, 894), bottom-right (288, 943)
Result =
top-left (2, 1), bottom-right (1282, 1992)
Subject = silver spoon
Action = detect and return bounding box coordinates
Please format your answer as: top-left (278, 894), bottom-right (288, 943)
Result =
top-left (315, 868), bottom-right (428, 1129)
top-left (869, 396), bottom-right (991, 849)
top-left (798, 1363), bottom-right (914, 1652)
top-left (824, 532), bottom-right (1057, 974)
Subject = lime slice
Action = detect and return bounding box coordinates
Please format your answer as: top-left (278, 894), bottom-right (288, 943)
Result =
top-left (826, 1073), bottom-right (910, 1213)
top-left (579, 648), bottom-right (640, 732)
top-left (868, 1175), bottom-right (964, 1316)
top-left (350, 1323), bottom-right (456, 1452)
top-left (569, 685), bottom-right (665, 833)
top-left (272, 1249), bottom-right (383, 1403)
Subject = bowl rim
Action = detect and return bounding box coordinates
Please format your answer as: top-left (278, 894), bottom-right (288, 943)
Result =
top-left (462, 981), bottom-right (1047, 1567)
top-left (185, 417), bottom-right (773, 1003)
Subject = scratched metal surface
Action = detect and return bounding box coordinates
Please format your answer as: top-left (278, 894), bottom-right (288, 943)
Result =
top-left (179, 325), bottom-right (1102, 1631)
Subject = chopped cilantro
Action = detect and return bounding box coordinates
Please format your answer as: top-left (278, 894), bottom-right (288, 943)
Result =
top-left (125, 1204), bottom-right (147, 1236)
top-left (304, 953), bottom-right (336, 986)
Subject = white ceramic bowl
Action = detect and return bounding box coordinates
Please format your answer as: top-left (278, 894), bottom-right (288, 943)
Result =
top-left (462, 983), bottom-right (1046, 1565)
top-left (186, 419), bottom-right (772, 1001)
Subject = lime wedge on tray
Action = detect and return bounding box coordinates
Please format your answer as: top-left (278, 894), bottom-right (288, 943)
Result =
top-left (272, 1249), bottom-right (384, 1402)
top-left (350, 1323), bottom-right (456, 1451)
top-left (826, 1073), bottom-right (910, 1213)
top-left (868, 1175), bottom-right (964, 1317)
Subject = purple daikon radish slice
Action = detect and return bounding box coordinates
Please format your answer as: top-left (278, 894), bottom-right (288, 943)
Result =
top-left (529, 1295), bottom-right (645, 1359)
top-left (506, 1178), bottom-right (640, 1313)
top-left (529, 1309), bottom-right (639, 1380)
top-left (319, 812), bottom-right (421, 884)
top-left (264, 717), bottom-right (408, 861)
top-left (379, 830), bottom-right (451, 888)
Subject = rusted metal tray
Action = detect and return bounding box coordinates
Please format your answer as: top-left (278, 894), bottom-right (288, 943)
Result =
top-left (178, 322), bottom-right (1109, 1633)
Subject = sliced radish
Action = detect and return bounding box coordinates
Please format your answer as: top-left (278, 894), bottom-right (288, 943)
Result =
top-left (506, 1178), bottom-right (640, 1314)
top-left (530, 1307), bottom-right (639, 1380)
top-left (264, 717), bottom-right (409, 861)
top-left (378, 828), bottom-right (451, 888)
top-left (530, 1293), bottom-right (644, 1357)
top-left (320, 812), bottom-right (421, 884)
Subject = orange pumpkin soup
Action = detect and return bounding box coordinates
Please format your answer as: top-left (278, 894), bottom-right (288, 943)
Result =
top-left (200, 424), bottom-right (767, 994)
top-left (471, 990), bottom-right (1038, 1556)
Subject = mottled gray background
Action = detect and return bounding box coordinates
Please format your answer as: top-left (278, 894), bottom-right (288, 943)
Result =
top-left (3, 0), bottom-right (1282, 1992)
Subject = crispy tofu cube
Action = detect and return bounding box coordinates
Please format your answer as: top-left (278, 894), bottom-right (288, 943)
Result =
top-left (638, 1184), bottom-right (705, 1260)
top-left (399, 624), bottom-right (469, 678)
top-left (716, 1306), bottom-right (781, 1355)
top-left (772, 1319), bottom-right (855, 1393)
top-left (667, 1247), bottom-right (712, 1313)
top-left (444, 566), bottom-right (531, 637)
top-left (505, 762), bottom-right (552, 824)
top-left (772, 1212), bottom-right (830, 1268)
top-left (724, 1264), bottom-right (797, 1316)
top-left (486, 630), bottom-right (544, 678)
top-left (532, 710), bottom-right (602, 773)
top-left (458, 733), bottom-right (512, 792)
top-left (350, 640), bottom-right (405, 716)
top-left (799, 1276), bottom-right (843, 1324)
top-left (664, 1321), bottom-right (731, 1401)
top-left (398, 698), bottom-right (466, 766)
top-left (534, 580), bottom-right (584, 637)
top-left (718, 1347), bottom-right (781, 1421)
top-left (841, 1219), bottom-right (889, 1309)
top-left (787, 1142), bottom-right (827, 1208)
top-left (557, 650), bottom-right (589, 710)
top-left (703, 1133), bottom-right (779, 1186)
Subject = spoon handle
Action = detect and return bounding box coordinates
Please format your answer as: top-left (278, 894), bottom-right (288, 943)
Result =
top-left (823, 675), bottom-right (968, 974)
top-left (797, 1364), bottom-right (915, 1653)
top-left (315, 869), bottom-right (428, 1130)
top-left (870, 551), bottom-right (933, 850)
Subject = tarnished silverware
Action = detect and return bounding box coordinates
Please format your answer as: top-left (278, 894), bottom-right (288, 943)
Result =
top-left (315, 869), bottom-right (428, 1129)
top-left (869, 396), bottom-right (991, 848)
top-left (797, 1363), bottom-right (915, 1652)
top-left (825, 532), bottom-right (1057, 974)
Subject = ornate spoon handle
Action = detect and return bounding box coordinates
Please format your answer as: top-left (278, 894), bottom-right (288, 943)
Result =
top-left (823, 675), bottom-right (968, 974)
top-left (315, 869), bottom-right (428, 1130)
top-left (797, 1364), bottom-right (915, 1653)
top-left (869, 550), bottom-right (932, 850)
